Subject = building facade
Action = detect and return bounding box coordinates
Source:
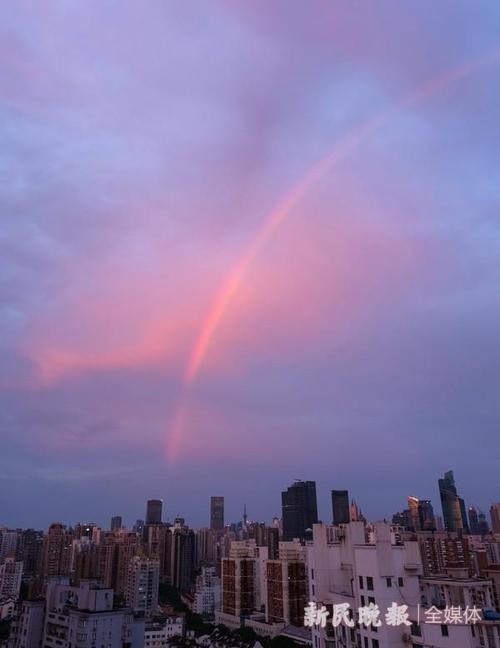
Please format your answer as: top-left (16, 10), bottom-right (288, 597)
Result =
top-left (282, 481), bottom-right (318, 542)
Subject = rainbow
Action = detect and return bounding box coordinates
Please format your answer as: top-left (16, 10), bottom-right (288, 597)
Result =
top-left (167, 48), bottom-right (500, 461)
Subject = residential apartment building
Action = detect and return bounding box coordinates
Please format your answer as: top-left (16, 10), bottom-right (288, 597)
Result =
top-left (41, 578), bottom-right (137, 648)
top-left (266, 541), bottom-right (307, 626)
top-left (125, 556), bottom-right (160, 619)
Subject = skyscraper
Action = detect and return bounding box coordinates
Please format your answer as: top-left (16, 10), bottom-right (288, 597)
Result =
top-left (438, 470), bottom-right (469, 533)
top-left (468, 506), bottom-right (480, 534)
top-left (110, 516), bottom-right (122, 532)
top-left (478, 511), bottom-right (490, 536)
top-left (407, 496), bottom-right (435, 531)
top-left (407, 496), bottom-right (420, 531)
top-left (169, 522), bottom-right (195, 592)
top-left (281, 480), bottom-right (318, 541)
top-left (145, 499), bottom-right (163, 525)
top-left (210, 496), bottom-right (224, 531)
top-left (331, 490), bottom-right (350, 525)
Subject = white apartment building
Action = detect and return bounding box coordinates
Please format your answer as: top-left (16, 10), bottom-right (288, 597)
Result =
top-left (42, 578), bottom-right (137, 648)
top-left (308, 521), bottom-right (422, 648)
top-left (193, 566), bottom-right (220, 618)
top-left (125, 556), bottom-right (160, 619)
top-left (414, 576), bottom-right (500, 648)
top-left (307, 522), bottom-right (500, 648)
top-left (0, 558), bottom-right (23, 601)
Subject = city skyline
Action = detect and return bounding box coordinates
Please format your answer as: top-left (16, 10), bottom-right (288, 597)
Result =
top-left (1, 470), bottom-right (496, 532)
top-left (1, 1), bottom-right (500, 527)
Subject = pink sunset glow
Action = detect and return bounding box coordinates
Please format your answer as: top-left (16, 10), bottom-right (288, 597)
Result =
top-left (1, 0), bottom-right (500, 526)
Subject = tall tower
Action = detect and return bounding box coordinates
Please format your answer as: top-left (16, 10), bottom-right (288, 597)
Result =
top-left (110, 516), bottom-right (122, 532)
top-left (331, 490), bottom-right (350, 525)
top-left (438, 471), bottom-right (468, 532)
top-left (407, 497), bottom-right (435, 531)
top-left (169, 522), bottom-right (195, 592)
top-left (243, 503), bottom-right (248, 527)
top-left (210, 496), bottom-right (224, 531)
top-left (468, 506), bottom-right (480, 534)
top-left (281, 480), bottom-right (318, 541)
top-left (145, 499), bottom-right (163, 525)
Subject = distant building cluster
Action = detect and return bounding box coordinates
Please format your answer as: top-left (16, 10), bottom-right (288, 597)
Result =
top-left (0, 475), bottom-right (499, 648)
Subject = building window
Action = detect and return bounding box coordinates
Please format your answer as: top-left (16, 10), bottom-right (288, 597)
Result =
top-left (364, 638), bottom-right (369, 648)
top-left (372, 640), bottom-right (379, 648)
top-left (311, 568), bottom-right (314, 580)
top-left (367, 577), bottom-right (374, 591)
top-left (386, 578), bottom-right (392, 587)
top-left (398, 577), bottom-right (404, 587)
top-left (440, 624), bottom-right (449, 637)
top-left (360, 595), bottom-right (365, 607)
top-left (359, 576), bottom-right (364, 589)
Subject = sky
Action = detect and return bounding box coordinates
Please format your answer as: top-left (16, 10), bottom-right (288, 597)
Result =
top-left (1, 0), bottom-right (500, 530)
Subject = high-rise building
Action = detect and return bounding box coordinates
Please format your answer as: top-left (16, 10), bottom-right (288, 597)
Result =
top-left (9, 600), bottom-right (45, 648)
top-left (195, 528), bottom-right (218, 567)
top-left (407, 496), bottom-right (436, 531)
top-left (0, 529), bottom-right (20, 564)
top-left (266, 541), bottom-right (307, 626)
top-left (126, 556), bottom-right (160, 618)
top-left (210, 496), bottom-right (224, 531)
top-left (74, 523), bottom-right (98, 540)
top-left (350, 499), bottom-right (364, 522)
top-left (133, 519), bottom-right (145, 535)
top-left (468, 506), bottom-right (480, 534)
top-left (169, 522), bottom-right (195, 592)
top-left (0, 557), bottom-right (23, 600)
top-left (41, 578), bottom-right (139, 648)
top-left (193, 566), bottom-right (221, 618)
top-left (265, 527), bottom-right (280, 560)
top-left (307, 521), bottom-right (425, 648)
top-left (416, 530), bottom-right (471, 575)
top-left (41, 523), bottom-right (73, 580)
top-left (438, 470), bottom-right (468, 532)
top-left (331, 490), bottom-right (350, 525)
top-left (281, 480), bottom-right (318, 541)
top-left (491, 503), bottom-right (500, 534)
top-left (96, 530), bottom-right (140, 595)
top-left (219, 541), bottom-right (260, 619)
top-left (18, 529), bottom-right (43, 579)
top-left (72, 539), bottom-right (100, 585)
top-left (478, 511), bottom-right (490, 536)
top-left (110, 516), bottom-right (122, 532)
top-left (146, 499), bottom-right (163, 525)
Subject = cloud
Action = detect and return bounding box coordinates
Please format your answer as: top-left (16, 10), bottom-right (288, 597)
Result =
top-left (1, 0), bottom-right (500, 526)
